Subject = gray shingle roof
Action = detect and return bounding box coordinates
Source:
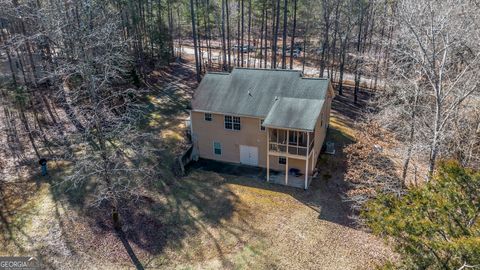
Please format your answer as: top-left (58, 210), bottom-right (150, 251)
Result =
top-left (263, 97), bottom-right (324, 131)
top-left (192, 68), bottom-right (330, 130)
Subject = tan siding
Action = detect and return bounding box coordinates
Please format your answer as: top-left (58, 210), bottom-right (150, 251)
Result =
top-left (312, 93), bottom-right (332, 171)
top-left (192, 111), bottom-right (272, 167)
top-left (269, 155), bottom-right (288, 172)
top-left (288, 158), bottom-right (307, 175)
top-left (313, 110), bottom-right (325, 162)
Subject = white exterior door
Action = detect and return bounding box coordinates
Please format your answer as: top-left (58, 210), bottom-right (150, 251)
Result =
top-left (240, 145), bottom-right (259, 166)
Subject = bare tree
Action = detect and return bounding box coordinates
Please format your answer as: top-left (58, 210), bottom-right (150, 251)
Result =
top-left (375, 0), bottom-right (480, 181)
top-left (48, 2), bottom-right (158, 227)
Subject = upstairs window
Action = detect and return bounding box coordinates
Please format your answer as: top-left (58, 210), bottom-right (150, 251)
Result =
top-left (224, 115), bottom-right (241, 130)
top-left (260, 119), bottom-right (265, 131)
top-left (204, 113), bottom-right (212, 121)
top-left (224, 115), bottom-right (232, 129)
top-left (233, 116), bottom-right (241, 130)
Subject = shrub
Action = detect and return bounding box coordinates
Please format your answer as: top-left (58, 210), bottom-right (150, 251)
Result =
top-left (363, 161), bottom-right (480, 269)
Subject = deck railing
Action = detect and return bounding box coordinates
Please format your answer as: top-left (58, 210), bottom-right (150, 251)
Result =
top-left (269, 142), bottom-right (312, 156)
top-left (269, 142), bottom-right (287, 153)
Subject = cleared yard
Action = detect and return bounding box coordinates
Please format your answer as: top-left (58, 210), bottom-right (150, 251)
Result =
top-left (171, 169), bottom-right (393, 270)
top-left (1, 167), bottom-right (393, 269)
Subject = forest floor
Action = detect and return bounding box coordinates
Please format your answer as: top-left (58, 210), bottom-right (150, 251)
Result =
top-left (0, 60), bottom-right (395, 269)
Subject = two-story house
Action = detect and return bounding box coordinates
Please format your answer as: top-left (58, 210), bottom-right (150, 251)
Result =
top-left (190, 68), bottom-right (334, 189)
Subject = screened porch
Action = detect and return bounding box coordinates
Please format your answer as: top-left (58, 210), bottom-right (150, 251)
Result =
top-left (267, 128), bottom-right (315, 158)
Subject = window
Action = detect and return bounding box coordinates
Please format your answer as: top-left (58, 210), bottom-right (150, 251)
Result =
top-left (213, 142), bottom-right (222, 155)
top-left (279, 156), bottom-right (286, 165)
top-left (224, 115), bottom-right (241, 130)
top-left (224, 115), bottom-right (232, 129)
top-left (233, 116), bottom-right (241, 130)
top-left (260, 119), bottom-right (265, 131)
top-left (204, 113), bottom-right (212, 121)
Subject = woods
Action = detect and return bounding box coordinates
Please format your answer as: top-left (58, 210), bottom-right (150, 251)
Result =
top-left (182, 0), bottom-right (394, 93)
top-left (0, 0), bottom-right (401, 185)
top-left (0, 0), bottom-right (479, 269)
top-left (376, 0), bottom-right (480, 180)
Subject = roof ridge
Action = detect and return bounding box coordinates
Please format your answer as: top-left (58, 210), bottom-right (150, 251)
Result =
top-left (233, 67), bottom-right (302, 73)
top-left (207, 71), bottom-right (230, 75)
top-left (301, 77), bottom-right (330, 81)
top-left (277, 96), bottom-right (325, 101)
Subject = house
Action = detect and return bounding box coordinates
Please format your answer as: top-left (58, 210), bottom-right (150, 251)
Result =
top-left (190, 68), bottom-right (334, 189)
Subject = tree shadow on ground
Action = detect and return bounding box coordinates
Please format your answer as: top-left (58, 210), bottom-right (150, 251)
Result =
top-left (137, 62), bottom-right (197, 161)
top-left (116, 229), bottom-right (144, 270)
top-left (0, 165), bottom-right (69, 270)
top-left (33, 61), bottom-right (224, 269)
top-left (140, 62), bottom-right (197, 131)
top-left (40, 165), bottom-right (255, 269)
top-left (188, 158), bottom-right (355, 228)
top-left (0, 178), bottom-right (38, 251)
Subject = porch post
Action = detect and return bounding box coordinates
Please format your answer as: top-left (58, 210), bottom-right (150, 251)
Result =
top-left (266, 127), bottom-right (270, 182)
top-left (312, 149), bottom-right (315, 171)
top-left (286, 129), bottom-right (289, 185)
top-left (305, 132), bottom-right (310, 189)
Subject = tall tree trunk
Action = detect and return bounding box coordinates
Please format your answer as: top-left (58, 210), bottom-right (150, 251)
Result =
top-left (272, 0), bottom-right (280, 69)
top-left (247, 0), bottom-right (252, 67)
top-left (373, 1), bottom-right (388, 90)
top-left (319, 0), bottom-right (330, 78)
top-left (195, 0), bottom-right (203, 73)
top-left (289, 0), bottom-right (297, 69)
top-left (226, 0), bottom-right (231, 69)
top-left (302, 22), bottom-right (308, 73)
top-left (221, 0), bottom-right (227, 70)
top-left (353, 2), bottom-right (365, 104)
top-left (264, 6), bottom-right (270, 68)
top-left (240, 0), bottom-right (244, 67)
top-left (338, 33), bottom-right (348, 96)
top-left (382, 3), bottom-right (396, 89)
top-left (330, 1), bottom-right (340, 80)
top-left (281, 0), bottom-right (288, 69)
top-left (189, 0), bottom-right (201, 82)
top-left (236, 0), bottom-right (240, 66)
top-left (168, 0), bottom-right (175, 59)
top-left (204, 0), bottom-right (212, 68)
top-left (259, 3), bottom-right (266, 68)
